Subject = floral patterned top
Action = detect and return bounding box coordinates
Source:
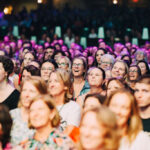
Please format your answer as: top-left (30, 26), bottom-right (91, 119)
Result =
top-left (19, 129), bottom-right (77, 150)
top-left (10, 108), bottom-right (35, 146)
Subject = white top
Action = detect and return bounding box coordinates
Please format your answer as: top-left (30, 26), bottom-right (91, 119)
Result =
top-left (57, 101), bottom-right (81, 131)
top-left (119, 131), bottom-right (150, 150)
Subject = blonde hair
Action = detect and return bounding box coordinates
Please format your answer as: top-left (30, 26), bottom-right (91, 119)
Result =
top-left (28, 94), bottom-right (60, 128)
top-left (80, 106), bottom-right (120, 150)
top-left (49, 68), bottom-right (72, 103)
top-left (59, 56), bottom-right (71, 73)
top-left (18, 76), bottom-right (48, 107)
top-left (105, 89), bottom-right (142, 143)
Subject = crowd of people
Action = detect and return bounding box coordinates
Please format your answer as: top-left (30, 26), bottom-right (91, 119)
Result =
top-left (0, 4), bottom-right (150, 148)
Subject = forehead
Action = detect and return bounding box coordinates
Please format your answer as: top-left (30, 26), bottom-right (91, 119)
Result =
top-left (25, 53), bottom-right (34, 58)
top-left (89, 68), bottom-right (102, 74)
top-left (97, 50), bottom-right (104, 54)
top-left (73, 58), bottom-right (83, 63)
top-left (114, 62), bottom-right (125, 68)
top-left (110, 93), bottom-right (131, 106)
top-left (135, 83), bottom-right (150, 90)
top-left (129, 66), bottom-right (137, 70)
top-left (42, 62), bottom-right (54, 68)
top-left (30, 100), bottom-right (47, 109)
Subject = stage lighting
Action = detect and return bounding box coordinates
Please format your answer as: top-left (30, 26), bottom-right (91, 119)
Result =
top-left (37, 0), bottom-right (43, 4)
top-left (113, 0), bottom-right (118, 5)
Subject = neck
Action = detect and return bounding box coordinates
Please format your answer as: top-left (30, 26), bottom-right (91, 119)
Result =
top-left (0, 80), bottom-right (8, 90)
top-left (90, 86), bottom-right (103, 94)
top-left (34, 123), bottom-right (53, 143)
top-left (53, 92), bottom-right (65, 106)
top-left (139, 105), bottom-right (150, 119)
top-left (119, 125), bottom-right (128, 137)
top-left (21, 107), bottom-right (30, 122)
top-left (73, 76), bottom-right (84, 84)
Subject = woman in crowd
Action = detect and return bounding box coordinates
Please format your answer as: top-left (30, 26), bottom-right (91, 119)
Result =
top-left (19, 94), bottom-right (76, 150)
top-left (105, 89), bottom-right (150, 150)
top-left (0, 104), bottom-right (12, 150)
top-left (10, 76), bottom-right (47, 145)
top-left (58, 56), bottom-right (71, 73)
top-left (127, 65), bottom-right (141, 89)
top-left (106, 78), bottom-right (129, 97)
top-left (48, 68), bottom-right (81, 135)
top-left (79, 106), bottom-right (120, 150)
top-left (71, 56), bottom-right (90, 101)
top-left (40, 59), bottom-right (58, 83)
top-left (137, 60), bottom-right (150, 76)
top-left (77, 67), bottom-right (106, 108)
top-left (0, 56), bottom-right (20, 110)
top-left (111, 60), bottom-right (128, 80)
top-left (83, 93), bottom-right (105, 112)
top-left (94, 48), bottom-right (107, 67)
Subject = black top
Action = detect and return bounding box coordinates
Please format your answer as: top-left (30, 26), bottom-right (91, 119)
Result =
top-left (142, 118), bottom-right (150, 133)
top-left (2, 89), bottom-right (20, 110)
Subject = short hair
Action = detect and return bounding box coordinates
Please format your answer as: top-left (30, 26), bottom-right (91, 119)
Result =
top-left (101, 54), bottom-right (115, 65)
top-left (105, 89), bottom-right (142, 143)
top-left (87, 67), bottom-right (106, 80)
top-left (80, 106), bottom-right (120, 150)
top-left (0, 104), bottom-right (12, 148)
top-left (0, 55), bottom-right (14, 78)
top-left (29, 94), bottom-right (60, 128)
top-left (72, 56), bottom-right (88, 78)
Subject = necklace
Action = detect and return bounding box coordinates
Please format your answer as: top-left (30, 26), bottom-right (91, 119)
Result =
top-left (58, 104), bottom-right (65, 113)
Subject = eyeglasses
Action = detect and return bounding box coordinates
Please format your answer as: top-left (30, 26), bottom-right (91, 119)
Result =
top-left (129, 70), bottom-right (138, 73)
top-left (41, 67), bottom-right (53, 71)
top-left (72, 63), bottom-right (83, 67)
top-left (101, 61), bottom-right (112, 65)
top-left (58, 62), bottom-right (67, 66)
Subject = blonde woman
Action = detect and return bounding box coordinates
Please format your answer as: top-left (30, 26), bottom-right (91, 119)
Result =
top-left (105, 89), bottom-right (150, 150)
top-left (79, 106), bottom-right (120, 150)
top-left (10, 76), bottom-right (47, 146)
top-left (48, 68), bottom-right (81, 135)
top-left (19, 95), bottom-right (76, 150)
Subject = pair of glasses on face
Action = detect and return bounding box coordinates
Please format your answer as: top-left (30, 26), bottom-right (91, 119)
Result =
top-left (58, 63), bottom-right (67, 66)
top-left (101, 61), bottom-right (112, 65)
top-left (72, 63), bottom-right (83, 67)
top-left (129, 70), bottom-right (138, 73)
top-left (41, 67), bottom-right (53, 71)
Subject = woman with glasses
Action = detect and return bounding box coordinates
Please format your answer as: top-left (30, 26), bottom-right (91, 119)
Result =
top-left (58, 56), bottom-right (71, 73)
top-left (40, 59), bottom-right (58, 83)
top-left (71, 56), bottom-right (90, 101)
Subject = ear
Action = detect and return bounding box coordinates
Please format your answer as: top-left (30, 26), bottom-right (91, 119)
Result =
top-left (49, 110), bottom-right (56, 120)
top-left (64, 86), bottom-right (68, 90)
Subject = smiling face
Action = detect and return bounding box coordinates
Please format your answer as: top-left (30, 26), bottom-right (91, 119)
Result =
top-left (21, 81), bottom-right (39, 108)
top-left (88, 68), bottom-right (103, 87)
top-left (72, 58), bottom-right (85, 77)
top-left (48, 72), bottom-right (66, 97)
top-left (129, 66), bottom-right (138, 81)
top-left (109, 93), bottom-right (131, 127)
top-left (80, 111), bottom-right (105, 150)
top-left (41, 62), bottom-right (55, 82)
top-left (29, 100), bottom-right (52, 129)
top-left (112, 62), bottom-right (126, 78)
top-left (58, 58), bottom-right (68, 71)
